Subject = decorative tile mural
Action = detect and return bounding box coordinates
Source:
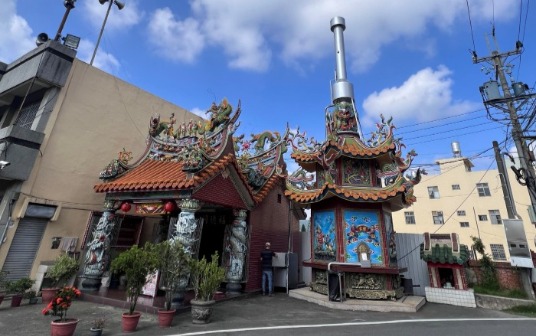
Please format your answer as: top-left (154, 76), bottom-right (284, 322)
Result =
top-left (313, 210), bottom-right (337, 261)
top-left (344, 210), bottom-right (383, 264)
top-left (342, 158), bottom-right (372, 186)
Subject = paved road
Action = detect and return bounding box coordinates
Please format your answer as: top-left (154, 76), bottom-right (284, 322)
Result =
top-left (0, 293), bottom-right (534, 335)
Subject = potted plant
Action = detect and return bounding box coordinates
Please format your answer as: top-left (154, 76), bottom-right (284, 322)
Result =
top-left (43, 254), bottom-right (79, 303)
top-left (24, 289), bottom-right (39, 304)
top-left (90, 316), bottom-right (106, 336)
top-left (7, 277), bottom-right (34, 307)
top-left (155, 240), bottom-right (191, 327)
top-left (0, 270), bottom-right (8, 305)
top-left (110, 244), bottom-right (159, 332)
top-left (189, 251), bottom-right (225, 324)
top-left (42, 286), bottom-right (81, 336)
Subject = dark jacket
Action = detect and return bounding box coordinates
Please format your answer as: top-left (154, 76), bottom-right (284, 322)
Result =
top-left (260, 250), bottom-right (275, 270)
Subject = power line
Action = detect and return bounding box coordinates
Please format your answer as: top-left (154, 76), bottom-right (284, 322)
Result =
top-left (517, 0), bottom-right (523, 42)
top-left (465, 0), bottom-right (477, 52)
top-left (396, 108), bottom-right (485, 130)
top-left (397, 158), bottom-right (495, 262)
top-left (405, 125), bottom-right (504, 147)
top-left (401, 120), bottom-right (499, 141)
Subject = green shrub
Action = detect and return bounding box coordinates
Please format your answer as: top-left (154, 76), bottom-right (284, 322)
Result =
top-left (47, 254), bottom-right (79, 287)
top-left (7, 277), bottom-right (34, 295)
top-left (190, 251), bottom-right (225, 302)
top-left (0, 270), bottom-right (9, 293)
top-left (110, 244), bottom-right (159, 314)
top-left (154, 240), bottom-right (191, 310)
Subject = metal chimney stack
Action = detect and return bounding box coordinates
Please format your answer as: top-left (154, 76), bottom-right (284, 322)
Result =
top-left (330, 17), bottom-right (355, 103)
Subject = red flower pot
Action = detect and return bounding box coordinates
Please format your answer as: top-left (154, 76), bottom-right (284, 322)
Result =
top-left (50, 318), bottom-right (79, 336)
top-left (41, 288), bottom-right (59, 304)
top-left (11, 294), bottom-right (23, 307)
top-left (158, 309), bottom-right (176, 328)
top-left (122, 312), bottom-right (141, 332)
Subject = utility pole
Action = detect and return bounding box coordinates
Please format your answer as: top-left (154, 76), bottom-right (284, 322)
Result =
top-left (474, 40), bottom-right (536, 226)
top-left (493, 141), bottom-right (517, 218)
top-left (476, 39), bottom-right (536, 300)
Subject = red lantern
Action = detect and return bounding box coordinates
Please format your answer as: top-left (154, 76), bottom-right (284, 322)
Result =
top-left (164, 201), bottom-right (176, 213)
top-left (120, 202), bottom-right (131, 212)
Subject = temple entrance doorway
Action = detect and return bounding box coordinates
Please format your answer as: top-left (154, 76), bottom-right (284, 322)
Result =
top-left (197, 210), bottom-right (231, 262)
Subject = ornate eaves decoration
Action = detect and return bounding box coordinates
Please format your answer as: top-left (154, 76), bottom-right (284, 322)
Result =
top-left (98, 99), bottom-right (241, 181)
top-left (233, 128), bottom-right (289, 192)
top-left (285, 114), bottom-right (421, 206)
top-left (99, 148), bottom-right (134, 181)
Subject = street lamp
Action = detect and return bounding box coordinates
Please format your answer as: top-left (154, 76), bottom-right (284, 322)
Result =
top-left (90, 0), bottom-right (125, 66)
top-left (54, 0), bottom-right (77, 41)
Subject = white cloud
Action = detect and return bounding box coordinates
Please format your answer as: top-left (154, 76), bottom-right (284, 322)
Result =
top-left (77, 39), bottom-right (120, 74)
top-left (189, 107), bottom-right (207, 118)
top-left (81, 0), bottom-right (143, 31)
top-left (145, 0), bottom-right (517, 72)
top-left (362, 66), bottom-right (480, 125)
top-left (147, 8), bottom-right (205, 63)
top-left (0, 0), bottom-right (35, 62)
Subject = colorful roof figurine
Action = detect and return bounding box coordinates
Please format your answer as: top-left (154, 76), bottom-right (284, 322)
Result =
top-left (420, 233), bottom-right (470, 265)
top-left (284, 17), bottom-right (420, 210)
top-left (285, 113), bottom-right (421, 209)
top-left (94, 99), bottom-right (288, 207)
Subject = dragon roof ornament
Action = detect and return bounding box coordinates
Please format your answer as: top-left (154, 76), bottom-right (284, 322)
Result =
top-left (233, 128), bottom-right (290, 191)
top-left (98, 99), bottom-right (241, 181)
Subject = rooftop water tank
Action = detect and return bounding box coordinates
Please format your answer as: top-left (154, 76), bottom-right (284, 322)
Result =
top-left (451, 141), bottom-right (461, 158)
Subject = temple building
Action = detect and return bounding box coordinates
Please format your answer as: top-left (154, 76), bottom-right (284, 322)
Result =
top-left (87, 98), bottom-right (304, 295)
top-left (285, 17), bottom-right (420, 300)
top-left (0, 38), bottom-right (303, 302)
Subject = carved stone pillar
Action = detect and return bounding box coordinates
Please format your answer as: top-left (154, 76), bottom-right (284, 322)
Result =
top-left (81, 200), bottom-right (118, 291)
top-left (172, 198), bottom-right (201, 255)
top-left (225, 209), bottom-right (248, 295)
top-left (170, 198), bottom-right (201, 308)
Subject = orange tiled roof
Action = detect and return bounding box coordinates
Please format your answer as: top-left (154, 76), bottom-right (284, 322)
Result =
top-left (284, 182), bottom-right (407, 204)
top-left (290, 139), bottom-right (395, 162)
top-left (253, 174), bottom-right (283, 204)
top-left (95, 154), bottom-right (237, 193)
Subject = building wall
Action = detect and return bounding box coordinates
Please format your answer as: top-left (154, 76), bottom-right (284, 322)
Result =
top-left (467, 260), bottom-right (523, 290)
top-left (246, 181), bottom-right (303, 292)
top-left (0, 58), bottom-right (202, 279)
top-left (392, 156), bottom-right (536, 262)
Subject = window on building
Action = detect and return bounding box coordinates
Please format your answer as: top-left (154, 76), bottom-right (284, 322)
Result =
top-left (460, 222), bottom-right (469, 228)
top-left (489, 210), bottom-right (502, 224)
top-left (457, 210), bottom-right (466, 216)
top-left (490, 244), bottom-right (507, 261)
top-left (432, 211), bottom-right (444, 224)
top-left (476, 183), bottom-right (491, 197)
top-left (14, 101), bottom-right (40, 129)
top-left (478, 214), bottom-right (488, 221)
top-left (404, 211), bottom-right (416, 224)
top-left (452, 184), bottom-right (460, 190)
top-left (428, 186), bottom-right (440, 199)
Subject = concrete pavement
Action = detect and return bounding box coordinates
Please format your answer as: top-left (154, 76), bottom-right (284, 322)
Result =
top-left (0, 291), bottom-right (528, 336)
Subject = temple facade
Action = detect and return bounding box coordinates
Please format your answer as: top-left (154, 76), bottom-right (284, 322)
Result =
top-left (84, 99), bottom-right (304, 295)
top-left (285, 17), bottom-right (420, 300)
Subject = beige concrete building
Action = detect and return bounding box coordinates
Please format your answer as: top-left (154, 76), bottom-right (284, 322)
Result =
top-left (392, 148), bottom-right (536, 261)
top-left (0, 40), bottom-right (201, 283)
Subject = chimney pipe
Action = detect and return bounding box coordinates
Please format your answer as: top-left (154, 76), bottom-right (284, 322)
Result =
top-left (330, 16), bottom-right (354, 103)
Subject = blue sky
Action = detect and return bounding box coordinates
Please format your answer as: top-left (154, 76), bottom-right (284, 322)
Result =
top-left (1, 0), bottom-right (535, 174)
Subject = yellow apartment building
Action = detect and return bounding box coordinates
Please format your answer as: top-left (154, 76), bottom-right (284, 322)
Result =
top-left (392, 148), bottom-right (536, 262)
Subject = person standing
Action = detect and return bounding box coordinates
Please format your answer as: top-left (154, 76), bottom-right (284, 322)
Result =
top-left (260, 242), bottom-right (276, 296)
